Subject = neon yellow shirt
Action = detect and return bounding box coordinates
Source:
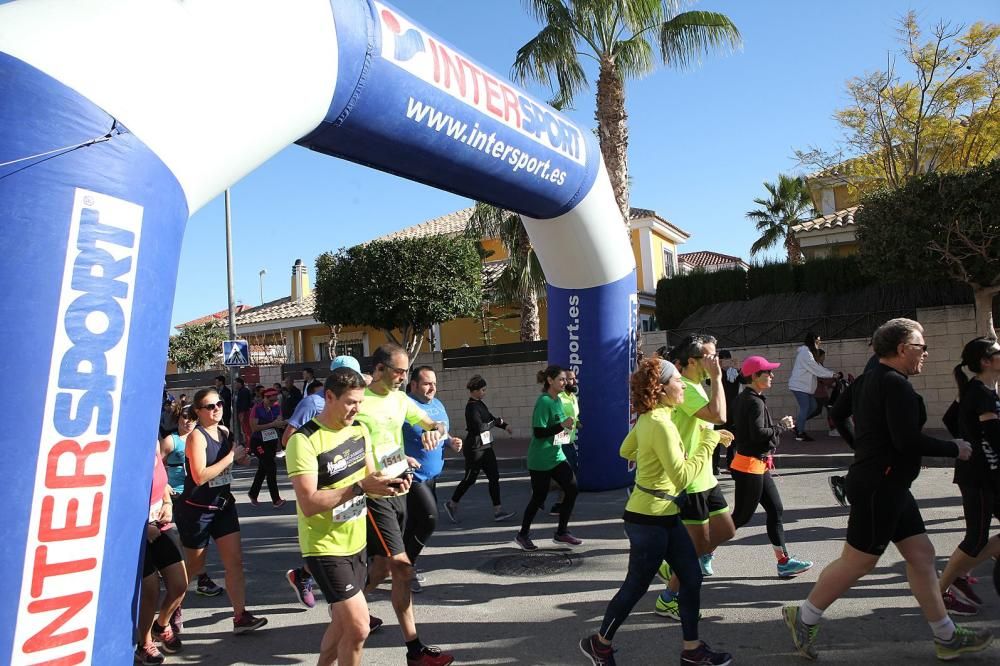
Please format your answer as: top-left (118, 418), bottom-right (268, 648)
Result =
top-left (286, 420), bottom-right (371, 557)
top-left (672, 375), bottom-right (716, 493)
top-left (355, 388), bottom-right (428, 495)
top-left (558, 392), bottom-right (579, 443)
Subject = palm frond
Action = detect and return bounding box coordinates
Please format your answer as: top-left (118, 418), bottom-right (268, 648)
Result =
top-left (658, 11), bottom-right (742, 70)
top-left (612, 33), bottom-right (656, 79)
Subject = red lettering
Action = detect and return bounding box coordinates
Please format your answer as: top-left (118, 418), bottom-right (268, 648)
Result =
top-left (429, 37), bottom-right (440, 86)
top-left (39, 493), bottom-right (103, 542)
top-left (483, 74), bottom-right (503, 117)
top-left (500, 85), bottom-right (522, 128)
top-left (26, 654), bottom-right (86, 666)
top-left (438, 45), bottom-right (466, 97)
top-left (46, 439), bottom-right (110, 489)
top-left (458, 56), bottom-right (484, 105)
top-left (31, 546), bottom-right (96, 598)
top-left (22, 591), bottom-right (92, 656)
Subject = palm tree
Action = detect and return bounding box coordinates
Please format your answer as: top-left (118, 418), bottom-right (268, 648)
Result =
top-left (513, 0), bottom-right (741, 223)
top-left (466, 203), bottom-right (547, 342)
top-left (745, 174), bottom-right (815, 265)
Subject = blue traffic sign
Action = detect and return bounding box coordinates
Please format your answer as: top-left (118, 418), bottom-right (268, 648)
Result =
top-left (223, 339), bottom-right (249, 367)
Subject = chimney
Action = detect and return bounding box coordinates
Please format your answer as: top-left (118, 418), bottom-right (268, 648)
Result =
top-left (291, 259), bottom-right (311, 302)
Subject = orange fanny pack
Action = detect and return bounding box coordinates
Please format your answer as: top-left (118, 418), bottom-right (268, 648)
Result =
top-left (730, 453), bottom-right (768, 474)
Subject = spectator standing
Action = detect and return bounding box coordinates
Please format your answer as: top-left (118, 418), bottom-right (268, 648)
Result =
top-left (235, 377), bottom-right (253, 446)
top-left (788, 333), bottom-right (836, 441)
top-left (214, 375), bottom-right (233, 436)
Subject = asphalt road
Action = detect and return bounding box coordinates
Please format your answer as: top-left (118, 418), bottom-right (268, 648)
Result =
top-left (172, 458), bottom-right (998, 665)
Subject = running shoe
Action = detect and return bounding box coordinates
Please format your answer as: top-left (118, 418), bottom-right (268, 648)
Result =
top-left (934, 624), bottom-right (993, 661)
top-left (794, 433), bottom-right (815, 442)
top-left (247, 494), bottom-right (260, 507)
top-left (777, 557), bottom-right (814, 579)
top-left (406, 645), bottom-right (454, 666)
top-left (168, 606), bottom-right (183, 635)
top-left (493, 509), bottom-right (516, 522)
top-left (134, 641), bottom-right (164, 665)
top-left (942, 590), bottom-right (978, 616)
top-left (411, 577), bottom-right (423, 593)
top-left (828, 475), bottom-right (848, 507)
top-left (950, 577), bottom-right (983, 606)
top-left (782, 605), bottom-right (819, 660)
top-left (232, 612), bottom-right (268, 635)
top-left (196, 573), bottom-right (224, 597)
top-left (680, 641), bottom-right (733, 666)
top-left (828, 429), bottom-right (839, 437)
top-left (579, 634), bottom-right (617, 666)
top-left (548, 502), bottom-right (562, 516)
top-left (285, 568), bottom-right (316, 608)
top-left (275, 449), bottom-right (286, 459)
top-left (443, 501), bottom-right (459, 524)
top-left (553, 531), bottom-right (583, 546)
top-left (657, 561), bottom-right (672, 584)
top-left (369, 614), bottom-right (383, 633)
top-left (699, 553), bottom-right (715, 577)
top-left (654, 593), bottom-right (681, 621)
top-left (514, 533), bottom-right (538, 551)
top-left (150, 622), bottom-right (182, 654)
top-left (273, 498), bottom-right (287, 508)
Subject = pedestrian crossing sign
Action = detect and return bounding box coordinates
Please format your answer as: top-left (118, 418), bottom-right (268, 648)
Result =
top-left (223, 339), bottom-right (249, 367)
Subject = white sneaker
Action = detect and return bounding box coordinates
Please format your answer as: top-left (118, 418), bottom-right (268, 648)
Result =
top-left (828, 429), bottom-right (839, 437)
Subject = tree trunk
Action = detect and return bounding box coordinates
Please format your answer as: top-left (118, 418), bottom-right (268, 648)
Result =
top-left (785, 232), bottom-right (803, 265)
top-left (327, 324), bottom-right (342, 360)
top-left (973, 286), bottom-right (1000, 339)
top-left (595, 59), bottom-right (629, 228)
top-left (520, 292), bottom-right (540, 342)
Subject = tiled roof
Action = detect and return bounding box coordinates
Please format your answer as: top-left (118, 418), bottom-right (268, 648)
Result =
top-left (678, 251), bottom-right (747, 268)
top-left (792, 206), bottom-right (860, 233)
top-left (176, 305), bottom-right (251, 330)
top-left (235, 294), bottom-right (316, 326)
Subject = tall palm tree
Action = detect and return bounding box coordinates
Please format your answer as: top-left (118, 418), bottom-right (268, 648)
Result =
top-left (466, 203), bottom-right (547, 342)
top-left (745, 174), bottom-right (815, 265)
top-left (513, 0), bottom-right (741, 223)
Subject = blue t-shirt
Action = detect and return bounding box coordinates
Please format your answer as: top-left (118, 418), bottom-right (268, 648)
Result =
top-left (402, 396), bottom-right (450, 483)
top-left (288, 393), bottom-right (326, 429)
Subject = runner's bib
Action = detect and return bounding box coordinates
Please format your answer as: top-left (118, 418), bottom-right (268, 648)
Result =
top-left (480, 430), bottom-right (492, 446)
top-left (554, 430), bottom-right (571, 446)
top-left (209, 466), bottom-right (233, 488)
top-left (378, 447), bottom-right (408, 478)
top-left (331, 494), bottom-right (367, 523)
top-left (261, 428), bottom-right (278, 442)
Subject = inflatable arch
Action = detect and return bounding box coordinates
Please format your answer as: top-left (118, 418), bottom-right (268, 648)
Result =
top-left (0, 1), bottom-right (637, 661)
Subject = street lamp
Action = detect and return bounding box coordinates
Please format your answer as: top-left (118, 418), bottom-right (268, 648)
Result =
top-left (258, 269), bottom-right (266, 305)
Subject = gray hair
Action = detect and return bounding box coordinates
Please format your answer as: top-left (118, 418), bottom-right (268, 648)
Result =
top-left (872, 318), bottom-right (923, 358)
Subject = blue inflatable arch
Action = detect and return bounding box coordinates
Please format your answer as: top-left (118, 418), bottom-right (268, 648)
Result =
top-left (0, 1), bottom-right (637, 661)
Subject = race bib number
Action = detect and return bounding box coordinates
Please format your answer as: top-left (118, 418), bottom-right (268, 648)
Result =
top-left (378, 448), bottom-right (408, 478)
top-left (261, 428), bottom-right (278, 442)
top-left (209, 466), bottom-right (233, 488)
top-left (479, 430), bottom-right (493, 446)
top-left (331, 494), bottom-right (367, 523)
top-left (554, 430), bottom-right (571, 446)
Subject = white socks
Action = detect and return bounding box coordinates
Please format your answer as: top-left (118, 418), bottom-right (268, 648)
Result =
top-left (800, 600), bottom-right (824, 625)
top-left (929, 615), bottom-right (956, 642)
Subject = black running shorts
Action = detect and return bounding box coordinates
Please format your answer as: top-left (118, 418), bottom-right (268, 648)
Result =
top-left (305, 552), bottom-right (366, 604)
top-left (366, 495), bottom-right (407, 558)
top-left (175, 500), bottom-right (241, 550)
top-left (142, 528), bottom-right (184, 578)
top-left (680, 485), bottom-right (730, 525)
top-left (846, 479), bottom-right (925, 556)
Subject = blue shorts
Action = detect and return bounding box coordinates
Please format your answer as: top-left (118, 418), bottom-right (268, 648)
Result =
top-left (175, 499), bottom-right (241, 549)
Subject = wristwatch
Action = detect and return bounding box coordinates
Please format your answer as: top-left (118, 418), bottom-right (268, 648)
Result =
top-left (351, 481), bottom-right (365, 497)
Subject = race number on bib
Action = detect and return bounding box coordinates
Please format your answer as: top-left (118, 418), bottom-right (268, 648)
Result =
top-left (479, 430), bottom-right (493, 446)
top-left (209, 466), bottom-right (233, 488)
top-left (378, 448), bottom-right (408, 478)
top-left (331, 495), bottom-right (367, 523)
top-left (554, 430), bottom-right (571, 446)
top-left (261, 428), bottom-right (278, 442)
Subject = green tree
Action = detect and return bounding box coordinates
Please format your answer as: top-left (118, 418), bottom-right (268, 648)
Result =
top-left (796, 13), bottom-right (1000, 190)
top-left (465, 202), bottom-right (547, 342)
top-left (856, 158), bottom-right (1000, 337)
top-left (513, 0), bottom-right (740, 222)
top-left (314, 236), bottom-right (483, 357)
top-left (168, 321), bottom-right (227, 372)
top-left (745, 174), bottom-right (814, 264)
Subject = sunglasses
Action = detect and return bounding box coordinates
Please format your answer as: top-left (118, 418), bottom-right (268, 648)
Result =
top-left (198, 400), bottom-right (224, 411)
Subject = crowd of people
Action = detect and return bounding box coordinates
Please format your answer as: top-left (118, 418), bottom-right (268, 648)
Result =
top-left (138, 320), bottom-right (998, 665)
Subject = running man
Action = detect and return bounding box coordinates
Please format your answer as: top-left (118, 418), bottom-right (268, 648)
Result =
top-left (783, 318), bottom-right (991, 661)
top-left (285, 367), bottom-right (407, 666)
top-left (655, 335), bottom-right (735, 621)
top-left (357, 344), bottom-right (454, 666)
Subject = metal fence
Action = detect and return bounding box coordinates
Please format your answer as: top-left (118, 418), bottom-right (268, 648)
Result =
top-left (442, 340), bottom-right (547, 369)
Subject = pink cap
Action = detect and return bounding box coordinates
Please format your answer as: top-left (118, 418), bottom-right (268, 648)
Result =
top-left (741, 355), bottom-right (781, 377)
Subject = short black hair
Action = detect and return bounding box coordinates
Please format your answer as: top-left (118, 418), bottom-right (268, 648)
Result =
top-left (718, 350), bottom-right (732, 360)
top-left (324, 367), bottom-right (366, 398)
top-left (215, 375), bottom-right (226, 384)
top-left (303, 367), bottom-right (315, 376)
top-left (467, 374), bottom-right (487, 391)
top-left (372, 342), bottom-right (406, 370)
top-left (307, 379), bottom-right (324, 393)
top-left (409, 365), bottom-right (435, 385)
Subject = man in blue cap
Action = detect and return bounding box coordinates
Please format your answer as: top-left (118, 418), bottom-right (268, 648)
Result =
top-left (282, 356), bottom-right (363, 608)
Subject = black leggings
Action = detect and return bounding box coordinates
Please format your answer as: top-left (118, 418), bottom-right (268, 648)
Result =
top-left (520, 461), bottom-right (578, 536)
top-left (404, 478), bottom-right (437, 563)
top-left (249, 441), bottom-right (280, 503)
top-left (731, 469), bottom-right (785, 550)
top-left (958, 483), bottom-right (1000, 557)
top-left (451, 447), bottom-right (501, 506)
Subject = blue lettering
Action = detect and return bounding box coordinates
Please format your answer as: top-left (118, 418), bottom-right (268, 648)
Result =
top-left (518, 96), bottom-right (581, 159)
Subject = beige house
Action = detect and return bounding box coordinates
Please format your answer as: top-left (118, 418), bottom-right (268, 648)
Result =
top-left (678, 250), bottom-right (749, 274)
top-left (794, 163), bottom-right (868, 260)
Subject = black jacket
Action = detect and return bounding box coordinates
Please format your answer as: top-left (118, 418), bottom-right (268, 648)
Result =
top-left (464, 399), bottom-right (508, 450)
top-left (733, 388), bottom-right (786, 459)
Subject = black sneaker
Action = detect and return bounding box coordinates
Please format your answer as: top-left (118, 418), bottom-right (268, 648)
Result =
top-left (828, 476), bottom-right (848, 507)
top-left (369, 614), bottom-right (384, 633)
top-left (196, 573), bottom-right (224, 597)
top-left (514, 533), bottom-right (538, 551)
top-left (285, 568), bottom-right (316, 608)
top-left (680, 641), bottom-right (733, 665)
top-left (794, 433), bottom-right (815, 442)
top-left (548, 502), bottom-right (562, 516)
top-left (232, 611), bottom-right (268, 635)
top-left (579, 634), bottom-right (616, 665)
top-left (134, 642), bottom-right (164, 665)
top-left (150, 621), bottom-right (182, 654)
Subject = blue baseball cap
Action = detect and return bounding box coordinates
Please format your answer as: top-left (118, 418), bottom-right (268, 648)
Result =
top-left (330, 355), bottom-right (361, 373)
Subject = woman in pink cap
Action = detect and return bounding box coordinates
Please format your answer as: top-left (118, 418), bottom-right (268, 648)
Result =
top-left (731, 355), bottom-right (813, 578)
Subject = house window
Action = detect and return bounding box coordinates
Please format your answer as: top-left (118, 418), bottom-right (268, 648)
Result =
top-left (662, 247), bottom-right (675, 278)
top-left (313, 340), bottom-right (365, 364)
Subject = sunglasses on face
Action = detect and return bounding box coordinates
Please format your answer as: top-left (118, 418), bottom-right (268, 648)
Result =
top-left (198, 400), bottom-right (224, 411)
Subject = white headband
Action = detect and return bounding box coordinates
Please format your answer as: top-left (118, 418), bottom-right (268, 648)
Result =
top-left (658, 359), bottom-right (677, 384)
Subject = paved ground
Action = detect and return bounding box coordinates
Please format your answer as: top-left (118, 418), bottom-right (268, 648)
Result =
top-left (172, 435), bottom-right (999, 665)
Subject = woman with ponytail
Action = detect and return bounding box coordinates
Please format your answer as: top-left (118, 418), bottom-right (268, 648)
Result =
top-left (938, 336), bottom-right (1000, 611)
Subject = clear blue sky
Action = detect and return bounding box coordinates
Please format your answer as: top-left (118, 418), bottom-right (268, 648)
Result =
top-left (171, 0), bottom-right (998, 329)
